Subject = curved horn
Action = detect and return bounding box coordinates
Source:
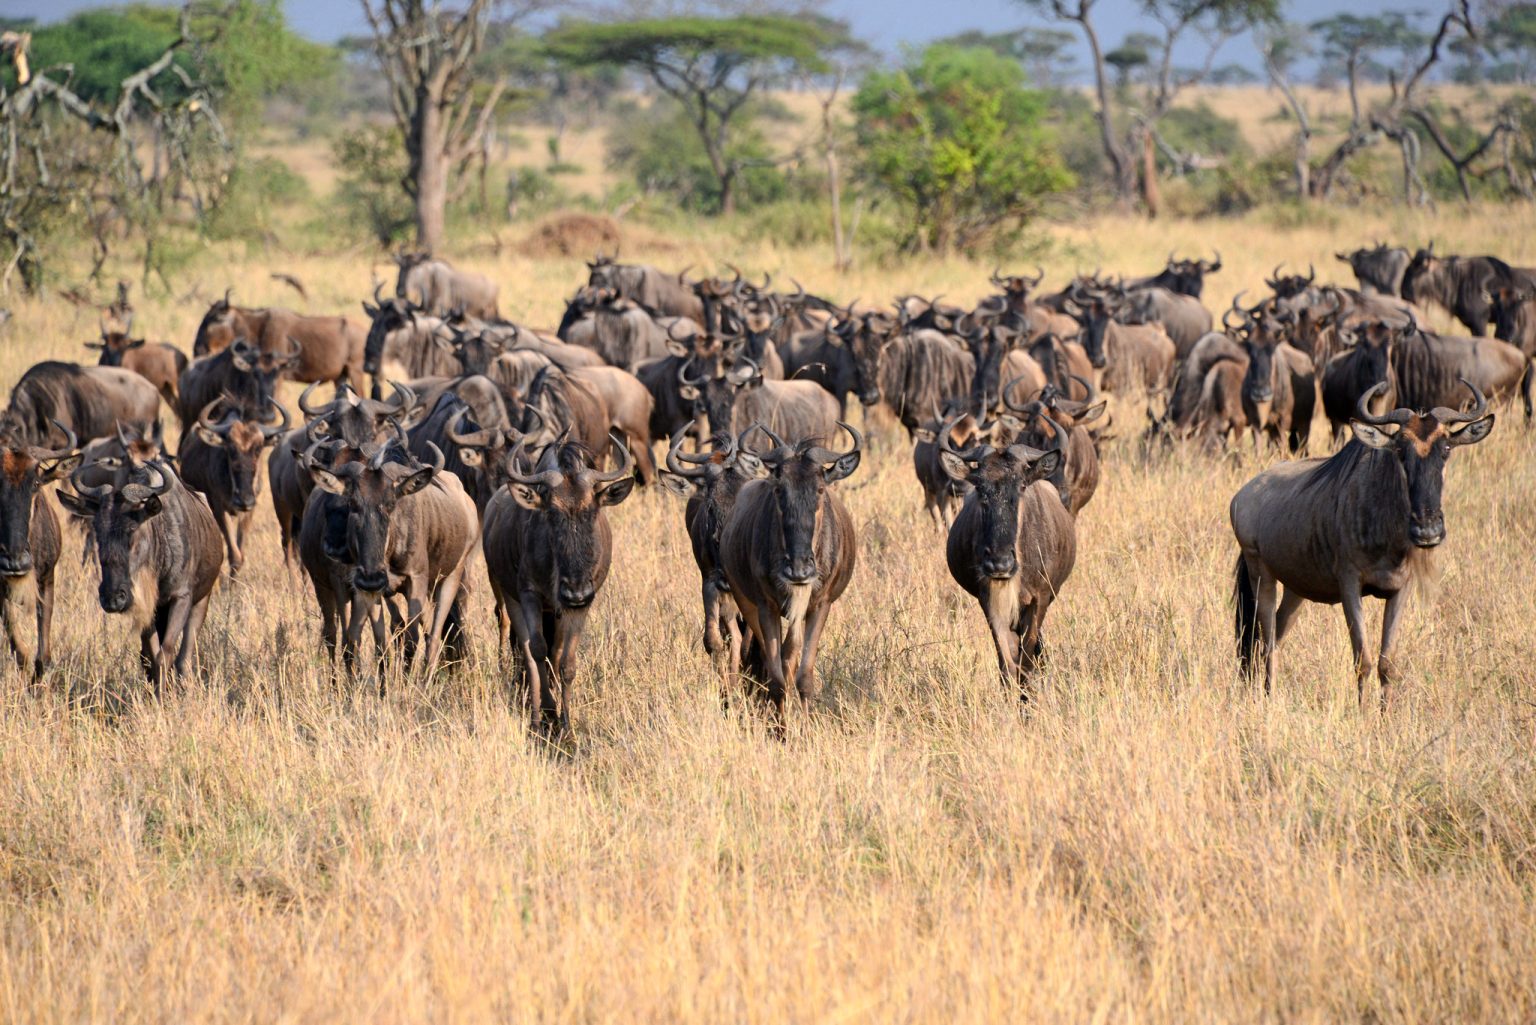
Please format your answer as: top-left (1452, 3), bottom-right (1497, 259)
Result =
top-left (803, 420), bottom-right (864, 467)
top-left (69, 462), bottom-right (115, 502)
top-left (740, 422), bottom-right (786, 455)
top-left (1431, 378), bottom-right (1488, 424)
top-left (447, 406), bottom-right (495, 449)
top-left (665, 423), bottom-right (708, 477)
top-left (1353, 383), bottom-right (1413, 427)
top-left (297, 380), bottom-right (331, 418)
top-left (990, 266), bottom-right (1007, 286)
top-left (120, 461), bottom-right (172, 505)
top-left (505, 439), bottom-right (564, 489)
top-left (30, 420), bottom-right (79, 461)
top-left (587, 432), bottom-right (635, 485)
top-left (196, 398), bottom-right (232, 434)
top-left (260, 397), bottom-right (291, 439)
top-left (420, 441), bottom-right (445, 476)
top-left (1000, 372), bottom-right (1040, 413)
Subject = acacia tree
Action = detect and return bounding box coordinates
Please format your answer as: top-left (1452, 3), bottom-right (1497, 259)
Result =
top-left (1259, 23), bottom-right (1314, 199)
top-left (1016, 0), bottom-right (1278, 211)
top-left (362, 0), bottom-right (536, 253)
top-left (544, 16), bottom-right (829, 214)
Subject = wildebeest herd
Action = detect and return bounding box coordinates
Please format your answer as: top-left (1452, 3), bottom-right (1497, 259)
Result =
top-left (0, 243), bottom-right (1524, 733)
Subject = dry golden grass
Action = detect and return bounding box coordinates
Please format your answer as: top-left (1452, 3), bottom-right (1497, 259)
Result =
top-left (1, 203), bottom-right (1535, 1023)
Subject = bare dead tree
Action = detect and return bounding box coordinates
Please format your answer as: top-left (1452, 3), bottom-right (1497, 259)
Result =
top-left (362, 0), bottom-right (531, 254)
top-left (0, 11), bottom-right (230, 294)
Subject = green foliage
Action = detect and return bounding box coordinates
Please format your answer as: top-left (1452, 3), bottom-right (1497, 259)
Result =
top-left (1159, 102), bottom-right (1248, 160)
top-left (505, 167), bottom-right (570, 219)
top-left (605, 99), bottom-right (787, 214)
top-left (201, 0), bottom-right (341, 128)
top-left (852, 44), bottom-right (1073, 254)
top-left (11, 6), bottom-right (189, 105)
top-left (543, 15), bottom-right (831, 74)
top-left (332, 124), bottom-right (413, 248)
top-left (203, 156), bottom-right (310, 245)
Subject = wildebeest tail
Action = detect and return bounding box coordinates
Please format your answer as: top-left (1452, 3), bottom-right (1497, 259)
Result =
top-left (1233, 554), bottom-right (1259, 675)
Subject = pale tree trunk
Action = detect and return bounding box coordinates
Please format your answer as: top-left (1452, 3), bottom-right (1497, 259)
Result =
top-left (413, 81), bottom-right (449, 253)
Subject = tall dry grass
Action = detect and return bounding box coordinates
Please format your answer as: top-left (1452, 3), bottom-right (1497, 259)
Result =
top-left (1, 204), bottom-right (1534, 1023)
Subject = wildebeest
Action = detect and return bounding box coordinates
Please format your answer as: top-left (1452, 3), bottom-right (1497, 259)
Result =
top-left (178, 338), bottom-right (300, 428)
top-left (658, 425), bottom-right (767, 701)
top-left (1400, 247), bottom-right (1536, 337)
top-left (6, 361), bottom-right (160, 448)
top-left (1486, 282), bottom-right (1536, 419)
top-left (395, 252), bottom-right (500, 319)
top-left (1231, 380), bottom-right (1493, 706)
top-left (780, 310), bottom-right (892, 417)
top-left (719, 423), bottom-right (861, 727)
top-left (879, 328), bottom-right (976, 437)
top-left (194, 297), bottom-right (368, 387)
top-left (1230, 298), bottom-right (1316, 453)
top-left (483, 435), bottom-right (636, 735)
top-left (0, 422), bottom-right (75, 679)
top-left (1336, 244), bottom-right (1410, 297)
top-left (1002, 376), bottom-right (1105, 515)
top-left (940, 414), bottom-right (1075, 695)
top-left (302, 441), bottom-right (478, 681)
top-left (1124, 252), bottom-right (1222, 299)
top-left (680, 340), bottom-right (840, 445)
top-left (586, 254), bottom-right (704, 323)
top-left (1394, 328), bottom-right (1526, 411)
top-left (178, 397), bottom-right (289, 573)
top-left (1071, 287), bottom-right (1175, 393)
top-left (961, 307), bottom-right (1047, 419)
top-left (1320, 317), bottom-right (1406, 442)
top-left (1120, 284), bottom-right (1213, 357)
top-left (562, 287), bottom-right (681, 370)
top-left (361, 292), bottom-right (457, 382)
top-left (58, 458), bottom-right (224, 688)
top-left (84, 319), bottom-right (186, 409)
top-left (1149, 331), bottom-right (1245, 443)
top-left (912, 409), bottom-right (982, 530)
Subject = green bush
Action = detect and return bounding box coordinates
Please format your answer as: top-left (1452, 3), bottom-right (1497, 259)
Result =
top-left (606, 98), bottom-right (788, 214)
top-left (332, 124), bottom-right (414, 248)
top-left (203, 156), bottom-right (311, 245)
top-left (1159, 102), bottom-right (1250, 162)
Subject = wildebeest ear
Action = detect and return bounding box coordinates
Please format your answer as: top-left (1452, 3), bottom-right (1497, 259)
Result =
top-left (56, 489), bottom-right (93, 518)
top-left (194, 426), bottom-right (226, 448)
top-left (38, 454), bottom-right (82, 483)
top-left (458, 448), bottom-right (484, 468)
top-left (938, 450), bottom-right (970, 483)
top-left (824, 448), bottom-right (860, 483)
top-left (1028, 450), bottom-right (1062, 483)
top-left (1076, 400), bottom-right (1107, 424)
top-left (657, 471), bottom-right (696, 499)
top-left (678, 384), bottom-right (700, 401)
top-left (913, 428), bottom-right (936, 443)
top-left (1447, 413), bottom-right (1494, 447)
top-left (363, 302), bottom-right (378, 317)
top-left (1350, 422), bottom-right (1396, 449)
top-left (665, 337), bottom-right (691, 357)
top-left (734, 451), bottom-right (768, 479)
top-left (309, 467), bottom-right (347, 495)
top-left (396, 466), bottom-right (435, 497)
top-left (126, 338), bottom-right (146, 349)
top-left (597, 475), bottom-right (635, 507)
top-left (510, 483), bottom-right (544, 510)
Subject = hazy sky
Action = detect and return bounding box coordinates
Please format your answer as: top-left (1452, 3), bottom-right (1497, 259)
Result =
top-left (8, 0), bottom-right (1415, 71)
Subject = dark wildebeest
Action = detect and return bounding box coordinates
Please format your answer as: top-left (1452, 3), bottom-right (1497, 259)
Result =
top-left (1148, 331), bottom-right (1245, 444)
top-left (912, 408), bottom-right (983, 531)
top-left (1264, 263), bottom-right (1317, 301)
top-left (1120, 284), bottom-right (1213, 358)
top-left (961, 305), bottom-right (1047, 419)
top-left (1336, 244), bottom-right (1410, 297)
top-left (658, 425), bottom-right (767, 702)
top-left (1400, 247), bottom-right (1536, 337)
top-left (178, 338), bottom-right (300, 428)
top-left (178, 397), bottom-right (289, 573)
top-left (1071, 286), bottom-right (1175, 393)
top-left (780, 309), bottom-right (892, 417)
top-left (1002, 376), bottom-right (1105, 515)
top-left (587, 254), bottom-right (704, 323)
top-left (302, 440), bottom-right (478, 683)
top-left (680, 340), bottom-right (840, 446)
top-left (719, 423), bottom-right (861, 728)
top-left (1487, 282), bottom-right (1536, 420)
top-left (1394, 328), bottom-right (1526, 411)
top-left (194, 296), bottom-right (367, 388)
top-left (1320, 317), bottom-right (1406, 443)
top-left (361, 292), bottom-right (458, 383)
top-left (395, 252), bottom-right (500, 319)
top-left (880, 328), bottom-right (976, 437)
top-left (1231, 380), bottom-right (1493, 707)
top-left (410, 393), bottom-right (547, 514)
top-left (483, 435), bottom-right (636, 735)
top-left (6, 361), bottom-right (160, 448)
top-left (0, 422), bottom-right (75, 679)
top-left (84, 318), bottom-right (186, 409)
top-left (58, 458), bottom-right (224, 688)
top-left (940, 413), bottom-right (1075, 696)
top-left (562, 288), bottom-right (675, 370)
top-left (1125, 252), bottom-right (1222, 299)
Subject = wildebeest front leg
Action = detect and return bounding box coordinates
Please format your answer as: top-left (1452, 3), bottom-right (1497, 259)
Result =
top-left (1338, 577), bottom-right (1372, 707)
top-left (1377, 589), bottom-right (1409, 711)
top-left (178, 595), bottom-right (212, 679)
top-left (747, 601), bottom-right (788, 727)
top-left (1016, 597), bottom-right (1050, 701)
top-left (34, 570), bottom-right (54, 680)
top-left (512, 590), bottom-right (552, 731)
top-left (792, 600), bottom-right (832, 706)
top-left (1254, 566), bottom-right (1280, 695)
top-left (1, 579), bottom-right (30, 675)
top-left (552, 609), bottom-right (587, 735)
top-left (158, 594), bottom-right (196, 682)
top-left (982, 585), bottom-right (1020, 686)
top-left (140, 625), bottom-right (162, 692)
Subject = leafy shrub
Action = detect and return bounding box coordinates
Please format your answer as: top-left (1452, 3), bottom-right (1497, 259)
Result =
top-left (332, 124), bottom-right (413, 248)
top-left (606, 99), bottom-right (787, 214)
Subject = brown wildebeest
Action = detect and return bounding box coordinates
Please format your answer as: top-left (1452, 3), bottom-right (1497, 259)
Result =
top-left (570, 365), bottom-right (657, 485)
top-left (1336, 243), bottom-right (1410, 297)
top-left (58, 457), bottom-right (224, 689)
top-left (361, 292), bottom-right (458, 383)
top-left (0, 422), bottom-right (75, 679)
top-left (881, 328), bottom-right (977, 438)
top-left (483, 435), bottom-right (636, 736)
top-left (302, 441), bottom-right (478, 683)
top-left (1071, 286), bottom-right (1175, 393)
top-left (395, 252), bottom-right (500, 319)
top-left (1146, 331), bottom-right (1245, 445)
top-left (1002, 374), bottom-right (1105, 515)
top-left (587, 254), bottom-right (703, 323)
top-left (658, 424), bottom-right (767, 703)
top-left (1229, 297), bottom-right (1317, 454)
top-left (1120, 284), bottom-right (1213, 357)
top-left (719, 422), bottom-right (861, 729)
top-left (84, 317), bottom-right (186, 409)
top-left (6, 361), bottom-right (160, 448)
top-left (940, 414), bottom-right (1075, 697)
top-left (1231, 380), bottom-right (1493, 707)
top-left (680, 340), bottom-right (840, 446)
top-left (194, 295), bottom-right (367, 388)
top-left (178, 397), bottom-right (289, 573)
top-left (959, 306), bottom-right (1048, 418)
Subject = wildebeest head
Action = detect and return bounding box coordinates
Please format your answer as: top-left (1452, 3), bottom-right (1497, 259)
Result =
top-left (193, 397), bottom-right (289, 513)
top-left (658, 422), bottom-right (767, 505)
top-left (59, 457), bottom-right (175, 614)
top-left (446, 403), bottom-right (546, 494)
top-left (1487, 282), bottom-right (1534, 342)
top-left (938, 414), bottom-right (1064, 580)
top-left (193, 290), bottom-right (240, 356)
top-left (1400, 244), bottom-right (1443, 304)
top-left (362, 285), bottom-right (429, 375)
top-left (678, 339), bottom-right (758, 437)
top-left (0, 421), bottom-right (77, 578)
top-left (1336, 243), bottom-right (1408, 295)
top-left (1161, 251), bottom-right (1221, 298)
top-left (437, 326), bottom-right (504, 377)
top-left (746, 422), bottom-right (861, 587)
top-left (307, 440), bottom-right (443, 594)
top-left (506, 434), bottom-right (636, 609)
top-left (990, 267), bottom-right (1046, 308)
top-left (227, 337), bottom-right (302, 409)
top-left (298, 378), bottom-right (416, 457)
top-left (1349, 379), bottom-right (1493, 548)
top-left (1066, 284), bottom-right (1118, 369)
top-left (1337, 315), bottom-right (1414, 412)
top-left (85, 315), bottom-right (149, 368)
top-left (394, 251), bottom-right (432, 298)
top-left (585, 252), bottom-right (622, 292)
top-left (830, 309), bottom-right (897, 407)
top-left (962, 299), bottom-right (1023, 414)
top-left (1264, 263), bottom-right (1316, 300)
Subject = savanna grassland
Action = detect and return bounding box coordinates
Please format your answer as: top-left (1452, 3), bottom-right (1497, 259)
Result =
top-left (1, 200), bottom-right (1535, 1024)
